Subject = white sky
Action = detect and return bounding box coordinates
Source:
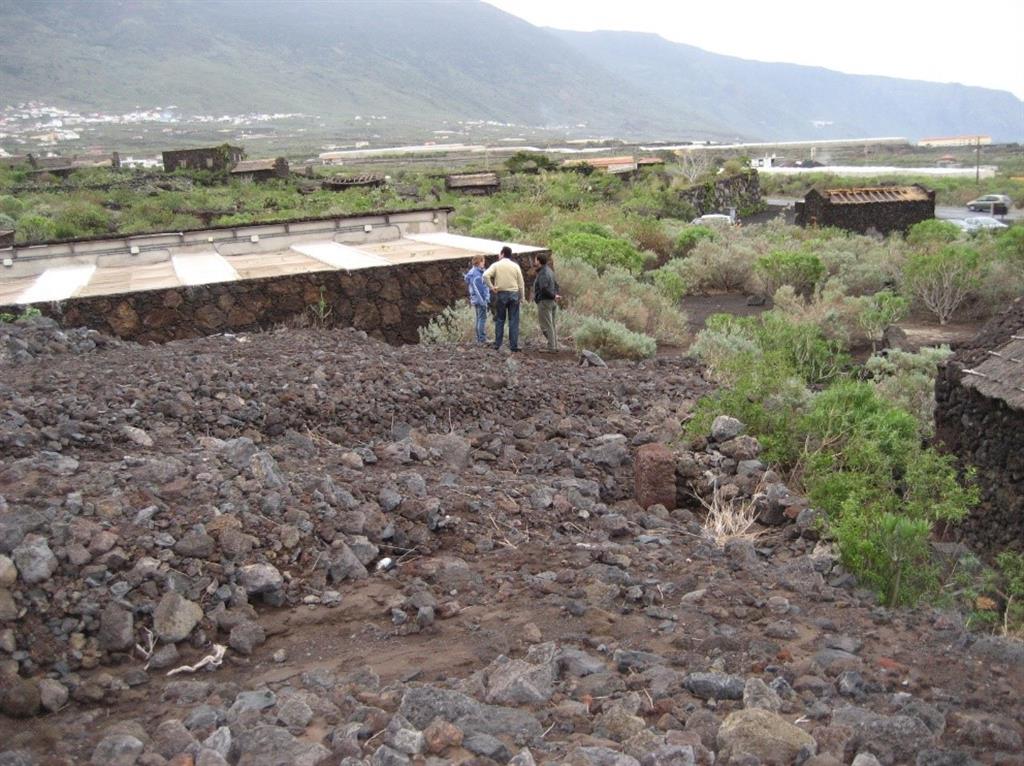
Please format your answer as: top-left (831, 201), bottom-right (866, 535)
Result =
top-left (485, 0), bottom-right (1024, 100)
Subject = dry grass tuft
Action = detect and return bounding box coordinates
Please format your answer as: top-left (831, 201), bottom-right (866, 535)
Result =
top-left (694, 485), bottom-right (763, 546)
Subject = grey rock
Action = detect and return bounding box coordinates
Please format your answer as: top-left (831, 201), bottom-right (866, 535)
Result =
top-left (0, 556), bottom-right (16, 587)
top-left (570, 746), bottom-right (641, 766)
top-left (235, 724), bottom-right (331, 766)
top-left (153, 591), bottom-right (203, 643)
top-left (0, 676), bottom-right (40, 718)
top-left (185, 704), bottom-right (226, 731)
top-left (196, 749), bottom-right (230, 766)
top-left (711, 415), bottom-right (745, 442)
top-left (89, 734), bottom-right (144, 766)
top-left (743, 677), bottom-right (781, 712)
top-left (277, 695), bottom-right (314, 730)
top-left (203, 727), bottom-right (233, 759)
top-left (613, 649), bottom-right (666, 672)
top-left (369, 745), bottom-right (410, 766)
top-left (0, 590), bottom-right (17, 622)
top-left (153, 718), bottom-right (197, 759)
top-left (148, 643), bottom-right (180, 670)
top-left (0, 751), bottom-right (36, 766)
top-left (11, 535), bottom-right (57, 585)
top-left (37, 678), bottom-right (68, 712)
top-left (718, 435), bottom-right (761, 461)
top-left (557, 647), bottom-right (606, 677)
top-left (378, 487), bottom-right (403, 512)
top-left (485, 656), bottom-right (556, 705)
top-left (717, 708), bottom-right (816, 764)
top-left (238, 563), bottom-right (283, 596)
top-left (229, 620), bottom-right (266, 655)
top-left (915, 749), bottom-right (978, 766)
top-left (464, 732), bottom-right (511, 762)
top-left (384, 715), bottom-right (425, 756)
top-left (853, 755), bottom-right (883, 766)
top-left (248, 451), bottom-right (285, 488)
top-left (510, 749), bottom-right (538, 766)
top-left (174, 531), bottom-right (215, 559)
top-left (398, 685), bottom-right (542, 744)
top-left (832, 705), bottom-right (936, 764)
top-left (328, 542), bottom-right (369, 583)
top-left (641, 745), bottom-right (696, 766)
top-left (228, 689), bottom-right (277, 719)
top-left (684, 672), bottom-right (745, 700)
top-left (580, 350), bottom-right (607, 367)
top-left (99, 604), bottom-right (135, 652)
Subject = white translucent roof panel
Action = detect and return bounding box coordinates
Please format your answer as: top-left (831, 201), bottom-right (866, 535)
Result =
top-left (17, 265), bottom-right (96, 304)
top-left (404, 233), bottom-right (544, 255)
top-left (171, 252), bottom-right (241, 286)
top-left (291, 242), bottom-right (391, 270)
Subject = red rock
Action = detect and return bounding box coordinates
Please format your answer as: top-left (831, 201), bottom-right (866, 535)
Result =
top-left (634, 443), bottom-right (676, 510)
top-left (424, 718), bottom-right (463, 754)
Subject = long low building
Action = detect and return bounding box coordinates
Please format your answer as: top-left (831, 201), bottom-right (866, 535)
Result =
top-left (0, 208), bottom-right (547, 343)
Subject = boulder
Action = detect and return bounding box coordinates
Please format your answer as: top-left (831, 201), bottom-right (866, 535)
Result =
top-left (717, 708), bottom-right (816, 764)
top-left (634, 443), bottom-right (677, 511)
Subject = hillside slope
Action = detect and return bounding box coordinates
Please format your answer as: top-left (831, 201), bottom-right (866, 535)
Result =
top-left (551, 29), bottom-right (1024, 141)
top-left (1, 0), bottom-right (1020, 141)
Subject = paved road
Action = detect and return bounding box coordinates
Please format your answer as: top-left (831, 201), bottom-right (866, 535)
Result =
top-left (766, 197), bottom-right (1022, 222)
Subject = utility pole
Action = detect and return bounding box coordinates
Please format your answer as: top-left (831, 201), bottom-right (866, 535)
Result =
top-left (975, 135), bottom-right (981, 186)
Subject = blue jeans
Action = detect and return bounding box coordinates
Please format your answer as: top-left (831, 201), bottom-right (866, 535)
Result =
top-left (493, 292), bottom-right (520, 351)
top-left (473, 304), bottom-right (488, 343)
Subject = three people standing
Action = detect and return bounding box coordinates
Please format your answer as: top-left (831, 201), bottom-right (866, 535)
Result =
top-left (483, 245), bottom-right (526, 352)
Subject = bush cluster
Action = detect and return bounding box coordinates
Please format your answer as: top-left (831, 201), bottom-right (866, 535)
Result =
top-left (688, 310), bottom-right (977, 606)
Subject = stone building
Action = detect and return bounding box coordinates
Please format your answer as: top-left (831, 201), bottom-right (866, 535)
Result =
top-left (162, 145), bottom-right (244, 173)
top-left (795, 185), bottom-right (935, 234)
top-left (445, 172), bottom-right (500, 195)
top-left (935, 298), bottom-right (1024, 551)
top-left (229, 157), bottom-right (289, 182)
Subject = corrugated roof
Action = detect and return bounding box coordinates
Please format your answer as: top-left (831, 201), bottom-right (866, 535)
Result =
top-left (824, 186), bottom-right (930, 204)
top-left (563, 156), bottom-right (636, 168)
top-left (961, 331), bottom-right (1024, 411)
top-left (231, 158), bottom-right (280, 173)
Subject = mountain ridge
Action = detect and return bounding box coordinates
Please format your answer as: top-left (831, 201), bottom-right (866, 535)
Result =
top-left (0, 0), bottom-right (1020, 141)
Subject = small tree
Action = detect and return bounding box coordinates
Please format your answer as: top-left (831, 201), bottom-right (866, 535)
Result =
top-left (902, 244), bottom-right (985, 325)
top-left (857, 290), bottom-right (909, 350)
top-left (676, 150), bottom-right (713, 184)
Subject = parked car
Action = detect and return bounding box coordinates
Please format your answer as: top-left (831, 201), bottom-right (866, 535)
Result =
top-left (966, 194), bottom-right (1011, 214)
top-left (691, 213), bottom-right (735, 226)
top-left (952, 216), bottom-right (1009, 233)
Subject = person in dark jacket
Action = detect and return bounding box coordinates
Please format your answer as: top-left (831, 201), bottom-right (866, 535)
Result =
top-left (533, 253), bottom-right (561, 352)
top-left (464, 255), bottom-right (491, 343)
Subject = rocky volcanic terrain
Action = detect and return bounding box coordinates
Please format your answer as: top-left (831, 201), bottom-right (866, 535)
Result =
top-left (1, 317), bottom-right (1022, 766)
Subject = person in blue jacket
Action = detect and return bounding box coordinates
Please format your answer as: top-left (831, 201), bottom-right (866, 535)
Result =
top-left (464, 255), bottom-right (491, 344)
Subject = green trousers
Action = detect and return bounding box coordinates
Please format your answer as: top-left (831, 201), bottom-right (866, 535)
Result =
top-left (537, 299), bottom-right (557, 351)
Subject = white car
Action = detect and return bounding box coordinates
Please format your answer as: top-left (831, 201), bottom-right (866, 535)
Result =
top-left (691, 213), bottom-right (735, 226)
top-left (962, 216), bottom-right (1008, 231)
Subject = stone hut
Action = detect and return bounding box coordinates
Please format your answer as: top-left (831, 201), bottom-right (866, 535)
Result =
top-left (795, 184), bottom-right (935, 234)
top-left (935, 298), bottom-right (1024, 550)
top-left (229, 157), bottom-right (289, 182)
top-left (162, 145), bottom-right (244, 173)
top-left (445, 172), bottom-right (500, 195)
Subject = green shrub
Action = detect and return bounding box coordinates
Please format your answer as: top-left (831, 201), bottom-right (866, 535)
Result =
top-left (907, 218), bottom-right (961, 247)
top-left (52, 202), bottom-right (112, 239)
top-left (902, 244), bottom-right (986, 324)
top-left (755, 250), bottom-right (826, 296)
top-left (856, 290), bottom-right (909, 348)
top-left (550, 231), bottom-right (647, 274)
top-left (572, 316), bottom-right (656, 360)
top-left (470, 219), bottom-right (524, 242)
top-left (647, 266), bottom-right (689, 302)
top-left (14, 214), bottom-right (55, 243)
top-left (674, 225), bottom-right (715, 257)
top-left (559, 260), bottom-right (689, 344)
top-left (863, 346), bottom-right (951, 435)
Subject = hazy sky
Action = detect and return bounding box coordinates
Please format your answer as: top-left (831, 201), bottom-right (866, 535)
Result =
top-left (485, 0), bottom-right (1024, 100)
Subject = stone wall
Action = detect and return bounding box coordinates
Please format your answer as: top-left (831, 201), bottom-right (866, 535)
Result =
top-left (935, 297), bottom-right (1024, 551)
top-left (34, 254), bottom-right (537, 345)
top-left (679, 171), bottom-right (764, 218)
